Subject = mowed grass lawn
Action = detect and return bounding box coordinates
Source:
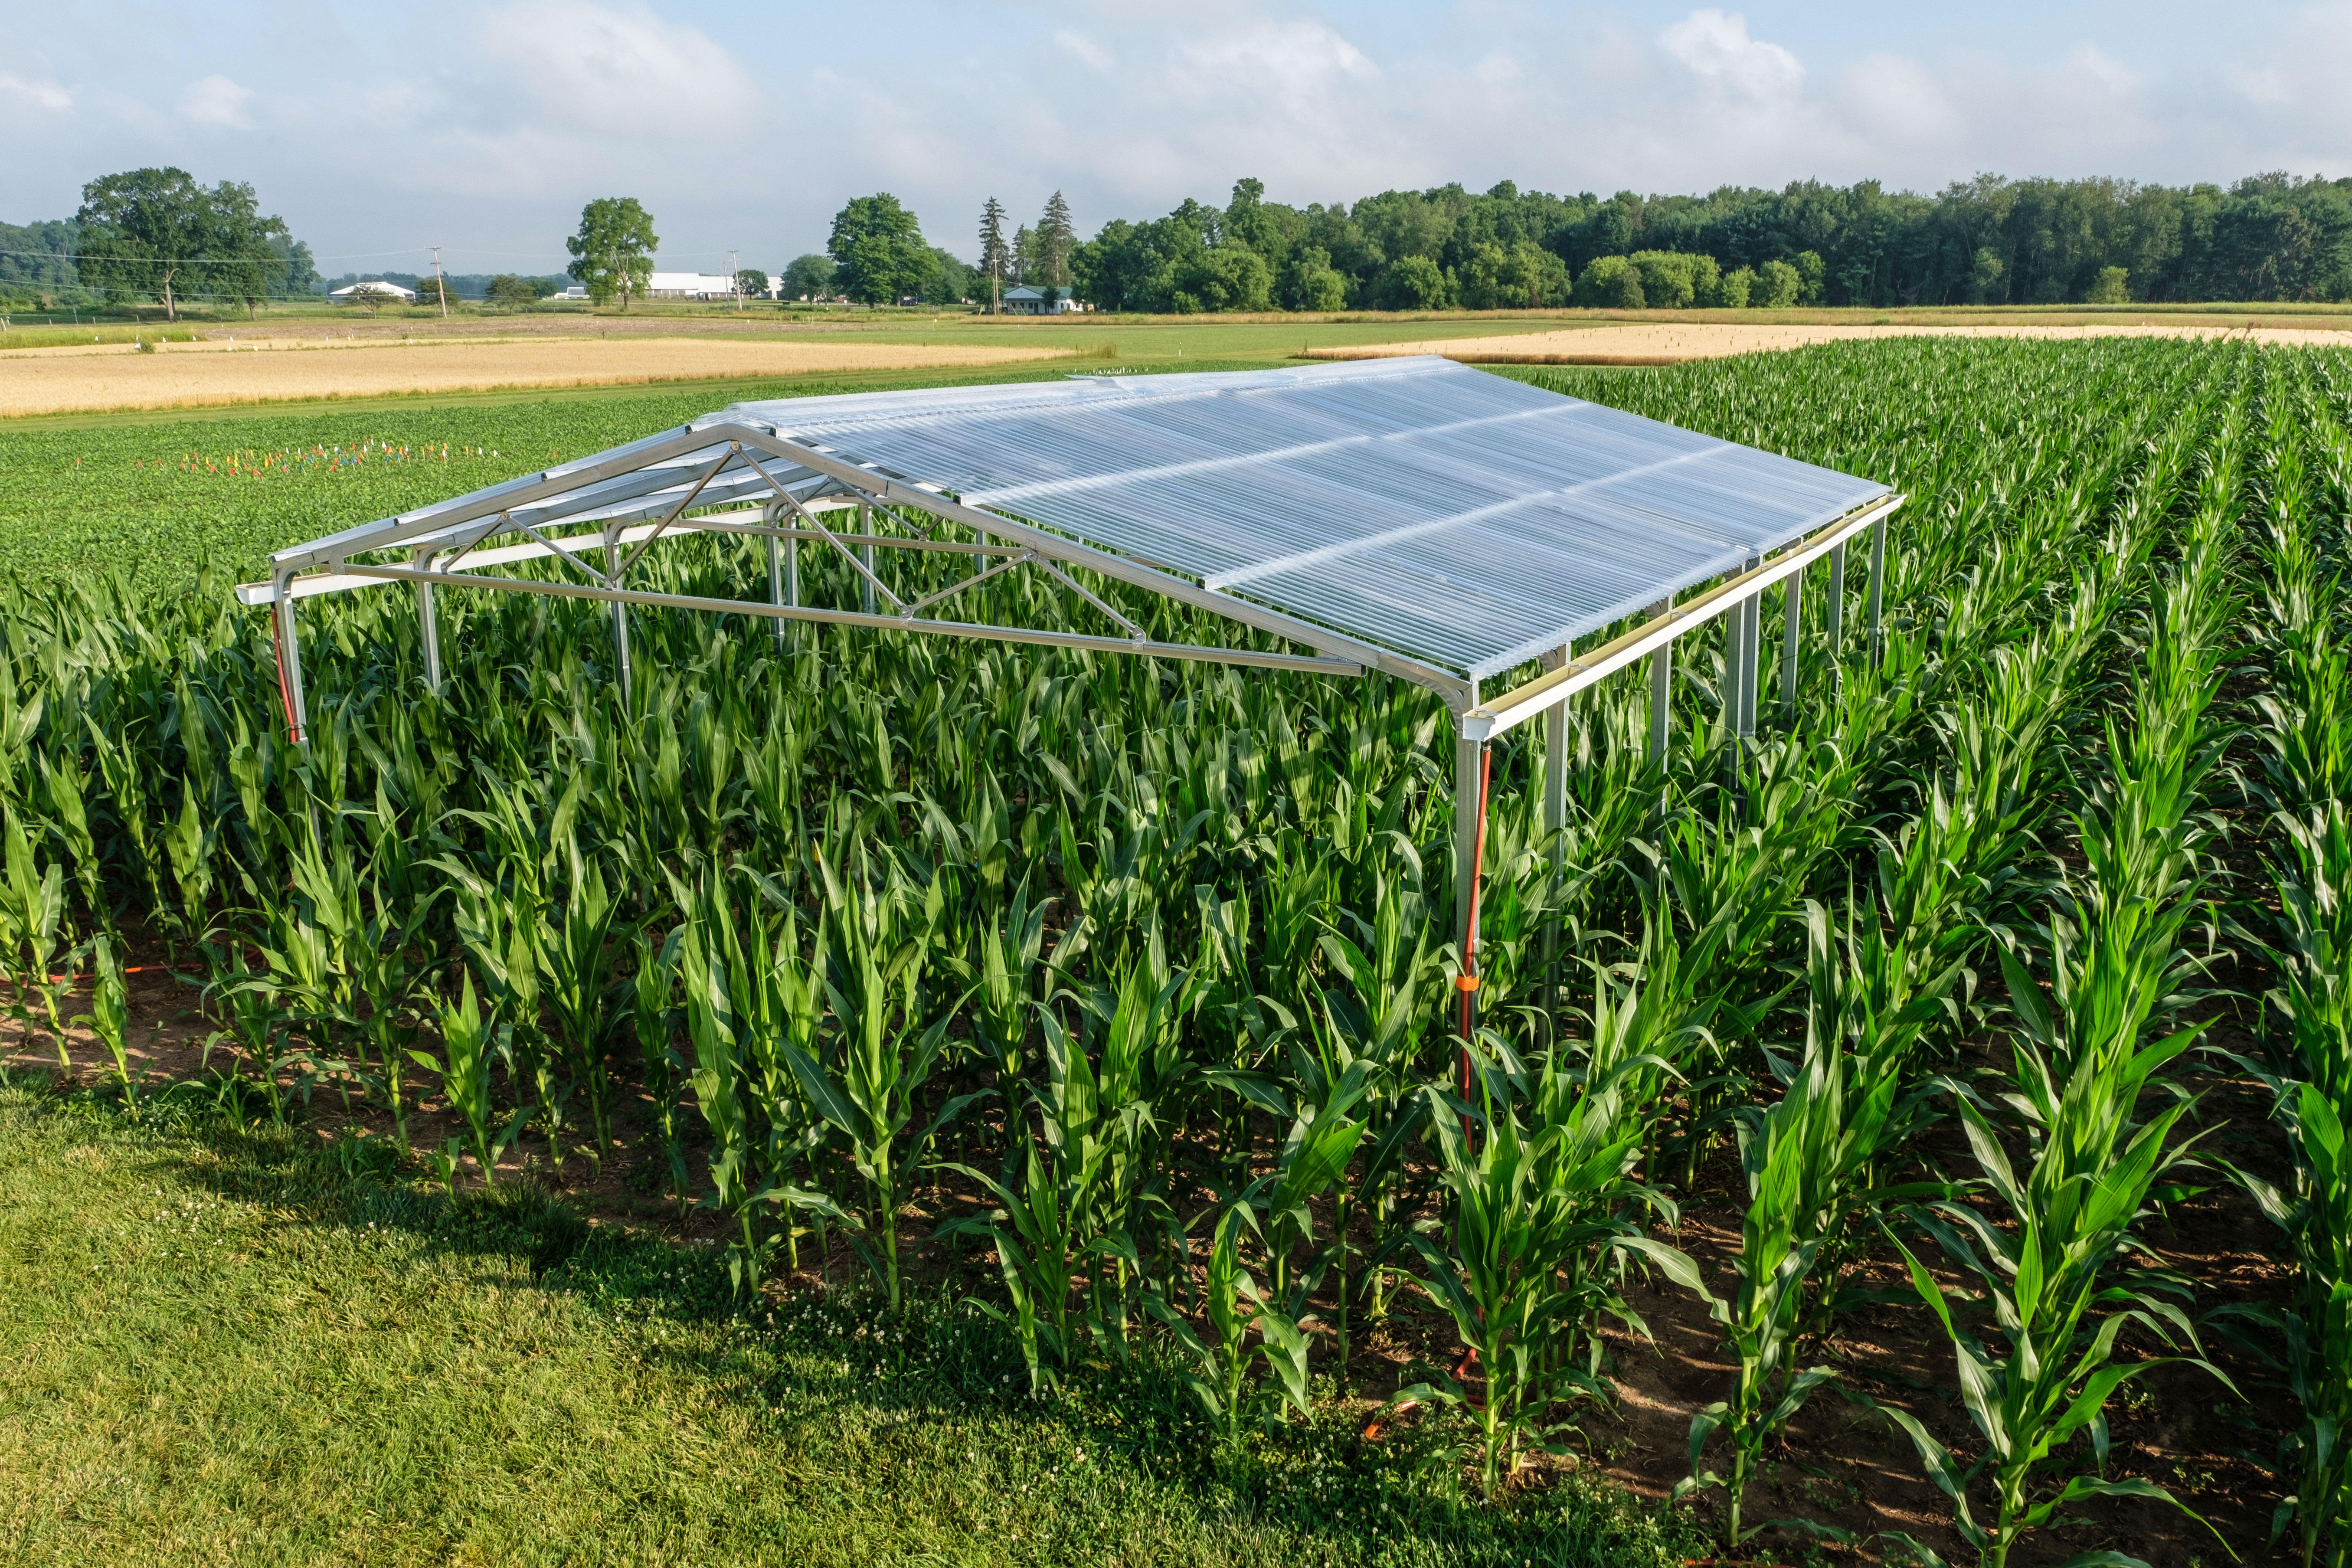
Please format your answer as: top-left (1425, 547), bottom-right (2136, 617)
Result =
top-left (0, 1079), bottom-right (1697, 1567)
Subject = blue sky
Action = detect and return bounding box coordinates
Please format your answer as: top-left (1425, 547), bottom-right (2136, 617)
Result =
top-left (3, 1), bottom-right (2345, 276)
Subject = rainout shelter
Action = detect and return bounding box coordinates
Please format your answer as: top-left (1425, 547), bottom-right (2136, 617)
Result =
top-left (245, 354), bottom-right (1901, 1000)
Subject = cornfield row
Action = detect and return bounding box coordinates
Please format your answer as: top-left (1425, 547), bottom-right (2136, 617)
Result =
top-left (6, 338), bottom-right (2349, 1563)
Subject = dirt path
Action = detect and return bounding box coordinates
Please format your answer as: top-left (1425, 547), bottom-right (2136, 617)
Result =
top-left (1306, 320), bottom-right (2352, 365)
top-left (0, 335), bottom-right (1075, 417)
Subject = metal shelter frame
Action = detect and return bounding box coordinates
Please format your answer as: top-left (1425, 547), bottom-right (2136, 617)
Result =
top-left (244, 357), bottom-right (1899, 1037)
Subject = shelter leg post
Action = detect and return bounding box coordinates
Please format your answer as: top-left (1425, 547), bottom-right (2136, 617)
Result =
top-left (1740, 577), bottom-right (1762, 737)
top-left (1828, 541), bottom-right (1847, 697)
top-left (272, 575), bottom-right (309, 747)
top-left (1648, 598), bottom-right (1671, 766)
top-left (414, 550), bottom-right (441, 697)
top-left (604, 528), bottom-right (631, 705)
top-left (1452, 719), bottom-right (1490, 1123)
top-left (859, 502), bottom-right (876, 616)
top-left (765, 504), bottom-right (786, 649)
top-left (1541, 646), bottom-right (1569, 1033)
top-left (1867, 514), bottom-right (1887, 668)
top-left (1721, 594), bottom-right (1744, 742)
top-left (1827, 541), bottom-right (1847, 645)
top-left (1781, 565), bottom-right (1802, 726)
top-left (1732, 558), bottom-right (1762, 741)
top-left (767, 534), bottom-right (785, 648)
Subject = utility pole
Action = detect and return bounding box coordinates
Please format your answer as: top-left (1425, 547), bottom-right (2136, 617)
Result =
top-left (431, 245), bottom-right (448, 319)
top-left (729, 248), bottom-right (741, 311)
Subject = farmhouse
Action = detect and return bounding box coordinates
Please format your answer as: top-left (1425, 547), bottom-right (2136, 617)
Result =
top-left (1002, 285), bottom-right (1082, 314)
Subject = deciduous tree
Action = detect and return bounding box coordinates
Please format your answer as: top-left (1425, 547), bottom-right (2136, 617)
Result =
top-left (828, 194), bottom-right (931, 305)
top-left (782, 253), bottom-right (835, 301)
top-left (566, 198), bottom-right (658, 310)
top-left (75, 167), bottom-right (293, 321)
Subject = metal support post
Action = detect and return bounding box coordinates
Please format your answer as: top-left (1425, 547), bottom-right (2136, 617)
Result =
top-left (763, 503), bottom-right (786, 649)
top-left (1721, 593), bottom-right (1744, 739)
top-left (1866, 514), bottom-right (1887, 667)
top-left (1647, 598), bottom-right (1671, 765)
top-left (1451, 717), bottom-right (1490, 1119)
top-left (1725, 556), bottom-right (1761, 740)
top-left (1781, 566), bottom-right (1802, 725)
top-left (1827, 541), bottom-right (1847, 645)
top-left (414, 549), bottom-right (442, 696)
top-left (272, 574), bottom-right (309, 746)
top-left (1541, 646), bottom-right (1569, 1031)
top-left (1454, 724), bottom-right (1484, 958)
top-left (1738, 554), bottom-right (1763, 738)
top-left (859, 501), bottom-right (876, 616)
top-left (604, 527), bottom-right (632, 704)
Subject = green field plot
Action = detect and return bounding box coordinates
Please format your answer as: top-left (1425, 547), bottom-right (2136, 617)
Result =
top-left (0, 337), bottom-right (2345, 1566)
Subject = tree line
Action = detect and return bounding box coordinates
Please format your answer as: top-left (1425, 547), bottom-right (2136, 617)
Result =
top-left (11, 164), bottom-right (2350, 318)
top-left (1058, 170), bottom-right (2352, 311)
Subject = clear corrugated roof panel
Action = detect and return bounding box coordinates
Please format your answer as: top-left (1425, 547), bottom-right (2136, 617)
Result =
top-left (719, 357), bottom-right (1887, 680)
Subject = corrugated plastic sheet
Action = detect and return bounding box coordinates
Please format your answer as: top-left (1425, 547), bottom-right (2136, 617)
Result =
top-left (298, 357), bottom-right (1887, 683)
top-left (723, 357), bottom-right (1888, 679)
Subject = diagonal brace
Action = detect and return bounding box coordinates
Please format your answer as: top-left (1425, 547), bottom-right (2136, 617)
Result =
top-left (615, 446), bottom-right (735, 579)
top-left (900, 549), bottom-right (1035, 617)
top-left (737, 449), bottom-right (906, 612)
top-left (514, 520), bottom-right (612, 585)
top-left (1039, 559), bottom-right (1145, 639)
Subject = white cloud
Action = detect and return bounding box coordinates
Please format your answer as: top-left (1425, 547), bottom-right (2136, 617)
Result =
top-left (2061, 43), bottom-right (2138, 99)
top-left (179, 74), bottom-right (254, 128)
top-left (1840, 52), bottom-right (1962, 144)
top-left (1172, 18), bottom-right (1378, 100)
top-left (1054, 29), bottom-right (1112, 72)
top-left (471, 0), bottom-right (754, 133)
top-left (0, 69), bottom-right (72, 113)
top-left (1659, 9), bottom-right (1802, 100)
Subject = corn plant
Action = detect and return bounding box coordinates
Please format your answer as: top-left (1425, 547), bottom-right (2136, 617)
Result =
top-left (417, 971), bottom-right (519, 1188)
top-left (82, 930), bottom-right (135, 1108)
top-left (1146, 1203), bottom-right (1313, 1453)
top-left (1679, 1017), bottom-right (1871, 1552)
top-left (538, 843), bottom-right (620, 1166)
top-left (1397, 1058), bottom-right (1703, 1503)
top-left (1876, 1010), bottom-right (2231, 1568)
top-left (679, 906), bottom-right (768, 1298)
top-left (788, 848), bottom-right (979, 1312)
top-left (0, 809), bottom-right (73, 1072)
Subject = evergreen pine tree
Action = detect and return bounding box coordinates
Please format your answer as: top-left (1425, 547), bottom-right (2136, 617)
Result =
top-left (977, 197), bottom-right (1009, 314)
top-left (1038, 190), bottom-right (1076, 288)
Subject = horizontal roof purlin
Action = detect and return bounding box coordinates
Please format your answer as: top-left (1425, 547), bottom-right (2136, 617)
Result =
top-left (725, 357), bottom-right (1888, 680)
top-left (278, 357), bottom-right (1888, 685)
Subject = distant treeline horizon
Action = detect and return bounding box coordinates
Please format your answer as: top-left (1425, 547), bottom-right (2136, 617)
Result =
top-left (7, 168), bottom-right (2349, 314)
top-left (1048, 170), bottom-right (2352, 313)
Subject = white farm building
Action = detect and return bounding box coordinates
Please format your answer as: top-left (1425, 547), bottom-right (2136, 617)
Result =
top-left (329, 280), bottom-right (418, 304)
